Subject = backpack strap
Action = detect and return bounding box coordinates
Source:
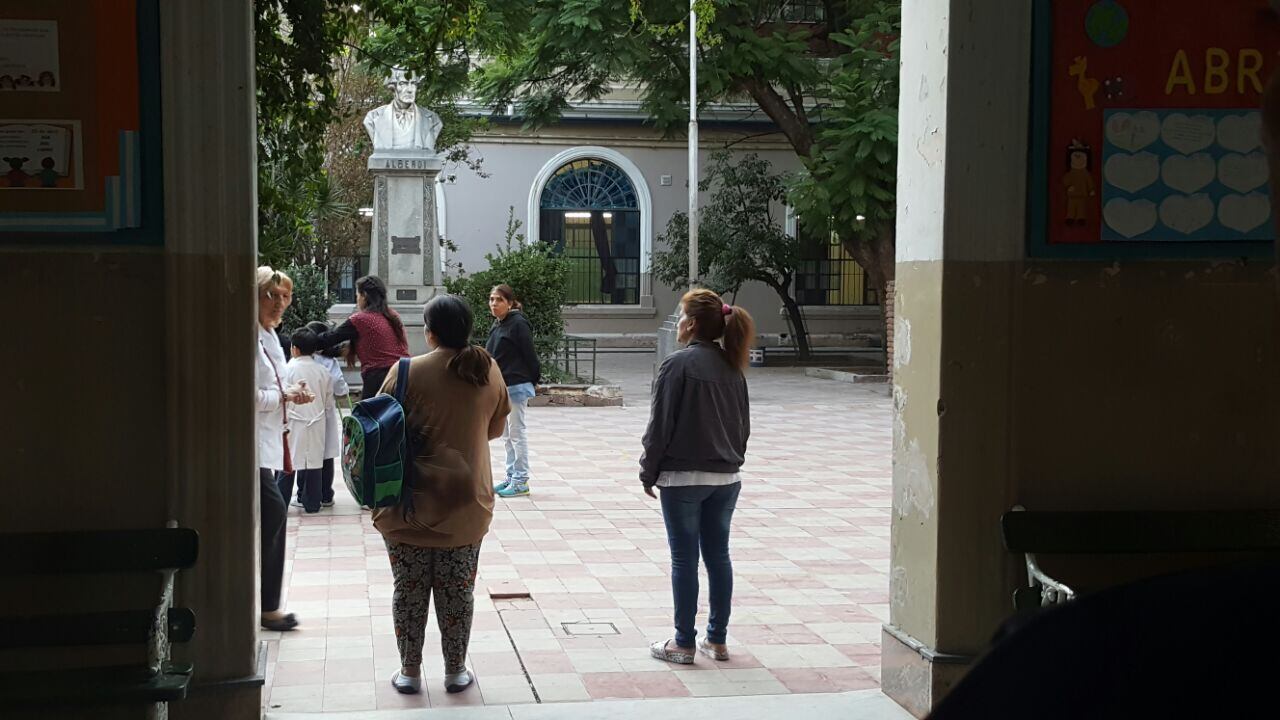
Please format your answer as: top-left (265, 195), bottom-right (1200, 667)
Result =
top-left (394, 356), bottom-right (416, 521)
top-left (394, 357), bottom-right (411, 404)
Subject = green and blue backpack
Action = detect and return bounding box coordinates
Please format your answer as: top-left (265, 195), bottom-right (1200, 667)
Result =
top-left (342, 357), bottom-right (414, 509)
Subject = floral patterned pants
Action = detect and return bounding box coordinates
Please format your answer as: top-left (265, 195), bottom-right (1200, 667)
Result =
top-left (385, 540), bottom-right (482, 673)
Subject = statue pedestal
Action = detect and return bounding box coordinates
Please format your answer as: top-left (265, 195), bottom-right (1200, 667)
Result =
top-left (367, 151), bottom-right (445, 306)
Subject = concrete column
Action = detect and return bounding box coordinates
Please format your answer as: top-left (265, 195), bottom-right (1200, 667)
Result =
top-left (162, 1), bottom-right (263, 718)
top-left (882, 1), bottom-right (1031, 715)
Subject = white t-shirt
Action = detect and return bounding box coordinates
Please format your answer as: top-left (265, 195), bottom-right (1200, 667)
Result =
top-left (655, 470), bottom-right (742, 488)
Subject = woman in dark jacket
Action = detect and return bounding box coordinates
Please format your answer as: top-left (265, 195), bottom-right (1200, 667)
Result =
top-left (641, 288), bottom-right (755, 666)
top-left (485, 284), bottom-right (540, 498)
top-left (318, 275), bottom-right (410, 400)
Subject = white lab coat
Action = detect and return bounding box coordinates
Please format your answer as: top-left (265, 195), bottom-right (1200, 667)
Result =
top-left (256, 325), bottom-right (288, 471)
top-left (313, 353), bottom-right (350, 459)
top-left (285, 355), bottom-right (334, 470)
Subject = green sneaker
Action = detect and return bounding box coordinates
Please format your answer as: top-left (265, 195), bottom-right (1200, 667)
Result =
top-left (493, 479), bottom-right (510, 493)
top-left (496, 482), bottom-right (529, 498)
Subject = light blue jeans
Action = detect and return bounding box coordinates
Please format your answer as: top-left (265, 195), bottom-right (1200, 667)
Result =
top-left (504, 382), bottom-right (535, 485)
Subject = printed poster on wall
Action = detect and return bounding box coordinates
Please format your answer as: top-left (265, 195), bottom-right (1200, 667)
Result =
top-left (1031, 0), bottom-right (1280, 256)
top-left (0, 19), bottom-right (60, 91)
top-left (0, 121), bottom-right (82, 189)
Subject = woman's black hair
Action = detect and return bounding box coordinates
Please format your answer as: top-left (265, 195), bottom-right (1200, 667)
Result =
top-left (347, 275), bottom-right (407, 368)
top-left (356, 275), bottom-right (407, 344)
top-left (424, 294), bottom-right (492, 386)
top-left (307, 320), bottom-right (345, 359)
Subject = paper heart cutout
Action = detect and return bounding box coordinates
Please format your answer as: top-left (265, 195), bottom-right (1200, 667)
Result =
top-left (1159, 194), bottom-right (1215, 235)
top-left (1103, 198), bottom-right (1157, 239)
top-left (1218, 192), bottom-right (1271, 233)
top-left (1217, 152), bottom-right (1269, 193)
top-left (1161, 153), bottom-right (1215, 194)
top-left (1106, 111), bottom-right (1160, 152)
top-left (1161, 114), bottom-right (1215, 155)
top-left (1217, 113), bottom-right (1262, 154)
top-left (1103, 152), bottom-right (1159, 193)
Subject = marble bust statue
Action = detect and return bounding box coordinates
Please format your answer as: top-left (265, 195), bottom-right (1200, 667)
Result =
top-left (362, 66), bottom-right (442, 152)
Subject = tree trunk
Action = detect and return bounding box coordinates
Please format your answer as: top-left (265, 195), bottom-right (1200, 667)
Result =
top-left (778, 291), bottom-right (812, 361)
top-left (841, 224), bottom-right (896, 374)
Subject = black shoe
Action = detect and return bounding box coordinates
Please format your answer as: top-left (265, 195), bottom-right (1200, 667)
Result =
top-left (261, 613), bottom-right (298, 631)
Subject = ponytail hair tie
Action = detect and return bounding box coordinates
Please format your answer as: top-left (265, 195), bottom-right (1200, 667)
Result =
top-left (722, 303), bottom-right (733, 316)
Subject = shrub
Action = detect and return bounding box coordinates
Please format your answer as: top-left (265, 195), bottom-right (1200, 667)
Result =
top-left (445, 209), bottom-right (570, 381)
top-left (281, 264), bottom-right (333, 334)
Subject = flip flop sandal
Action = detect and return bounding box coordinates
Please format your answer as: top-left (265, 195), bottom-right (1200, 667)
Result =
top-left (698, 638), bottom-right (730, 661)
top-left (650, 638), bottom-right (694, 665)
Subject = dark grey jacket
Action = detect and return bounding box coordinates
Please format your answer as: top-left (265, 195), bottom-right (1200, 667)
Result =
top-left (486, 310), bottom-right (540, 386)
top-left (639, 341), bottom-right (750, 488)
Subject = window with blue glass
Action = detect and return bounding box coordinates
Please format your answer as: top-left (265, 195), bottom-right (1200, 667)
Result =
top-left (539, 158), bottom-right (641, 305)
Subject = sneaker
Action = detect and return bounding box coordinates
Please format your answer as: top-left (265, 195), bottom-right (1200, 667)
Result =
top-left (321, 500), bottom-right (334, 508)
top-left (496, 482), bottom-right (529, 498)
top-left (493, 479), bottom-right (511, 493)
top-left (444, 669), bottom-right (474, 694)
top-left (290, 499), bottom-right (304, 509)
top-left (391, 670), bottom-right (422, 695)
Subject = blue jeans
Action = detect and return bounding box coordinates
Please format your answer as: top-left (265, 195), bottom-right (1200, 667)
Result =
top-left (659, 482), bottom-right (741, 648)
top-left (504, 382), bottom-right (535, 484)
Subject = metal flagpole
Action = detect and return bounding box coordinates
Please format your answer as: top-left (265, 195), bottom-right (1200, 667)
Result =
top-left (688, 0), bottom-right (699, 290)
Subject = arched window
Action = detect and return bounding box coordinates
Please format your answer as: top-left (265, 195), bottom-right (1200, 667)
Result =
top-left (539, 158), bottom-right (642, 305)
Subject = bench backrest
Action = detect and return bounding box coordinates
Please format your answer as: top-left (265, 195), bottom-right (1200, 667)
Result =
top-left (1002, 510), bottom-right (1280, 554)
top-left (0, 528), bottom-right (198, 575)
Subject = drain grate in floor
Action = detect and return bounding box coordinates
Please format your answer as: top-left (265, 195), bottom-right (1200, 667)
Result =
top-left (561, 621), bottom-right (620, 636)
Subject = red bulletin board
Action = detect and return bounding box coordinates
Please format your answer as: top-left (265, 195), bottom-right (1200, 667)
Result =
top-left (1030, 0), bottom-right (1280, 257)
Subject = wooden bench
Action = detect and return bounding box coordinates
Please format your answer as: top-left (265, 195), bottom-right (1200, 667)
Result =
top-left (0, 527), bottom-right (199, 714)
top-left (1001, 507), bottom-right (1280, 611)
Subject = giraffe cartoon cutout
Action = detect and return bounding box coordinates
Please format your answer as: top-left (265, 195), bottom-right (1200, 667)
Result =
top-left (1069, 56), bottom-right (1099, 110)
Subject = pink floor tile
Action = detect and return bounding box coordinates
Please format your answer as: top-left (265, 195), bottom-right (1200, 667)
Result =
top-left (581, 672), bottom-right (644, 699)
top-left (265, 377), bottom-right (892, 711)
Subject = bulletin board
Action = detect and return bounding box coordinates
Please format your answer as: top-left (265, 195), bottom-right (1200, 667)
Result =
top-left (1029, 0), bottom-right (1280, 258)
top-left (0, 0), bottom-right (162, 245)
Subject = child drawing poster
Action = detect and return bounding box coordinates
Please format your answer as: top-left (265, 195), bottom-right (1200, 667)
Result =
top-left (0, 19), bottom-right (60, 91)
top-left (1032, 0), bottom-right (1280, 255)
top-left (0, 120), bottom-right (81, 189)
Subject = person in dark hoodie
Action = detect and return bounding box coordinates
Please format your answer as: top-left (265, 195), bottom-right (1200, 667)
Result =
top-left (485, 284), bottom-right (540, 497)
top-left (641, 288), bottom-right (755, 666)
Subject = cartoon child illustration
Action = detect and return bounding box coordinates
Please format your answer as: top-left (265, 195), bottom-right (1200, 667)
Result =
top-left (3, 157), bottom-right (31, 187)
top-left (14, 75), bottom-right (34, 88)
top-left (37, 71), bottom-right (56, 89)
top-left (1062, 139), bottom-right (1095, 225)
top-left (37, 157), bottom-right (61, 187)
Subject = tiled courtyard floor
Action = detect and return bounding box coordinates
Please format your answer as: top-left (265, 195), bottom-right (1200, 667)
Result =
top-left (262, 361), bottom-right (892, 713)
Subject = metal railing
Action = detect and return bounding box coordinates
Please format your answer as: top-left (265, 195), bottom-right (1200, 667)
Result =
top-left (555, 334), bottom-right (598, 384)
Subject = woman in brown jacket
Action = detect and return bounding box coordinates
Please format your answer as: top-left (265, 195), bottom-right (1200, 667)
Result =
top-left (376, 294), bottom-right (511, 695)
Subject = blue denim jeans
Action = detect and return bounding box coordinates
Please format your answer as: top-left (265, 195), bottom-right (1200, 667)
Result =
top-left (659, 482), bottom-right (741, 648)
top-left (504, 382), bottom-right (535, 485)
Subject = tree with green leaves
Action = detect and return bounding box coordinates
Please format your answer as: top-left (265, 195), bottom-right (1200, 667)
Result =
top-left (253, 0), bottom-right (509, 267)
top-left (445, 209), bottom-right (572, 380)
top-left (791, 2), bottom-right (899, 335)
top-left (653, 151), bottom-right (813, 358)
top-left (474, 0), bottom-right (900, 356)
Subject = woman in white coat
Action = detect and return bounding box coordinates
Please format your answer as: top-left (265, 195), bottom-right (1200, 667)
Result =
top-left (256, 267), bottom-right (313, 632)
